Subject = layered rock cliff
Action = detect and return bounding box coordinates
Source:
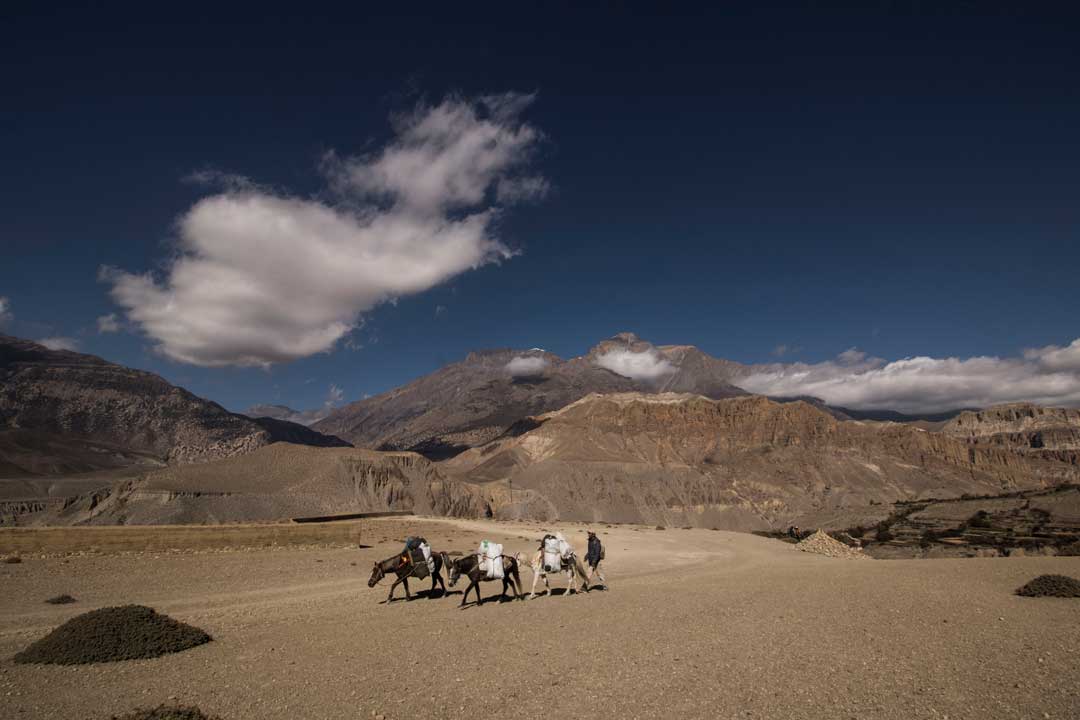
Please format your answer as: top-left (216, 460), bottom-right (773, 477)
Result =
top-left (36, 443), bottom-right (489, 525)
top-left (442, 393), bottom-right (1080, 529)
top-left (943, 403), bottom-right (1080, 452)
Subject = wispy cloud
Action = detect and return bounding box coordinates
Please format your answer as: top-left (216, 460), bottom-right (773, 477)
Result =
top-left (739, 340), bottom-right (1080, 413)
top-left (103, 93), bottom-right (546, 367)
top-left (38, 336), bottom-right (80, 351)
top-left (505, 355), bottom-right (549, 377)
top-left (0, 297), bottom-right (11, 327)
top-left (772, 343), bottom-right (802, 358)
top-left (326, 383), bottom-right (345, 406)
top-left (595, 348), bottom-right (676, 381)
top-left (96, 313), bottom-right (121, 333)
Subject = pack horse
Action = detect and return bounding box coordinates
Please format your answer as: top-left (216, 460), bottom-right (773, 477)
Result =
top-left (368, 537), bottom-right (445, 602)
top-left (522, 532), bottom-right (590, 598)
top-left (441, 540), bottom-right (523, 607)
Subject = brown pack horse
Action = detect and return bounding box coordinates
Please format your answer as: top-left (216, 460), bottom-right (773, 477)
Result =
top-left (367, 552), bottom-right (446, 603)
top-left (441, 551), bottom-right (523, 607)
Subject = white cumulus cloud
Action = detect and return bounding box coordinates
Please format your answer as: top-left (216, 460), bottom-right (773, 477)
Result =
top-left (595, 348), bottom-right (676, 381)
top-left (505, 355), bottom-right (549, 377)
top-left (738, 340), bottom-right (1080, 413)
top-left (103, 93), bottom-right (545, 367)
top-left (1025, 339), bottom-right (1080, 373)
top-left (97, 313), bottom-right (121, 333)
top-left (0, 297), bottom-right (11, 327)
top-left (38, 337), bottom-right (80, 352)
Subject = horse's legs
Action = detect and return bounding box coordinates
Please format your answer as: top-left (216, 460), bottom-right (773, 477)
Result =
top-left (462, 578), bottom-right (478, 607)
top-left (575, 557), bottom-right (591, 592)
top-left (528, 567), bottom-right (541, 599)
top-left (403, 576), bottom-right (411, 600)
top-left (387, 575), bottom-right (403, 603)
top-left (511, 567), bottom-right (523, 600)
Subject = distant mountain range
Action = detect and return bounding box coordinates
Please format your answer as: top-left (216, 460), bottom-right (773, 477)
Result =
top-left (241, 403), bottom-right (331, 427)
top-left (313, 332), bottom-right (749, 458)
top-left (0, 335), bottom-right (348, 479)
top-left (6, 331), bottom-right (1080, 531)
top-left (310, 332), bottom-right (977, 459)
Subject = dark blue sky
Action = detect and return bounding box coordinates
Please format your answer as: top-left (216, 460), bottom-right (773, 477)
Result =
top-left (2, 2), bottom-right (1078, 413)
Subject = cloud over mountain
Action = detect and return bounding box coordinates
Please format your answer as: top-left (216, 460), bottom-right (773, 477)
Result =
top-left (738, 340), bottom-right (1080, 413)
top-left (0, 297), bottom-right (11, 327)
top-left (504, 355), bottom-right (549, 376)
top-left (1026, 339), bottom-right (1080, 373)
top-left (103, 93), bottom-right (545, 367)
top-left (595, 347), bottom-right (676, 381)
top-left (37, 337), bottom-right (79, 351)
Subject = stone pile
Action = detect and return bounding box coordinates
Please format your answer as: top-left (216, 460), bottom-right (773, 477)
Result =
top-left (797, 530), bottom-right (870, 559)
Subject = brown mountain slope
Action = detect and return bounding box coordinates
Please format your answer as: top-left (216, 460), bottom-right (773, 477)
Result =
top-left (442, 393), bottom-right (1080, 530)
top-left (33, 443), bottom-right (488, 525)
top-left (0, 335), bottom-right (348, 477)
top-left (942, 403), bottom-right (1080, 452)
top-left (314, 333), bottom-right (747, 458)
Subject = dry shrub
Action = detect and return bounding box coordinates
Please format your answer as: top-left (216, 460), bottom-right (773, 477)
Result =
top-left (1015, 574), bottom-right (1080, 598)
top-left (14, 605), bottom-right (211, 665)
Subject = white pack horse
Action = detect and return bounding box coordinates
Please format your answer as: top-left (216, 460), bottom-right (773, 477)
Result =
top-left (518, 535), bottom-right (590, 598)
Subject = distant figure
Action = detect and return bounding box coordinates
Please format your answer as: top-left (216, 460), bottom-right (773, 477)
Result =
top-left (585, 530), bottom-right (606, 589)
top-left (787, 526), bottom-right (801, 540)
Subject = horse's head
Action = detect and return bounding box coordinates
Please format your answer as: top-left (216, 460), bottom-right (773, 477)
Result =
top-left (367, 561), bottom-right (385, 588)
top-left (444, 553), bottom-right (461, 587)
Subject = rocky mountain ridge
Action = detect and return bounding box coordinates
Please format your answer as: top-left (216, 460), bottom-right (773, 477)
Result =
top-left (440, 393), bottom-right (1080, 529)
top-left (943, 403), bottom-right (1080, 451)
top-left (0, 335), bottom-right (347, 477)
top-left (314, 332), bottom-right (748, 458)
top-left (31, 443), bottom-right (489, 525)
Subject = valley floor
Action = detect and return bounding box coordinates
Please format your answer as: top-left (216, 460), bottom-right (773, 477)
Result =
top-left (2, 518), bottom-right (1079, 719)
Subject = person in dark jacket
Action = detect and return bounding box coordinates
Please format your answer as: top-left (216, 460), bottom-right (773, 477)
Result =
top-left (584, 530), bottom-right (606, 589)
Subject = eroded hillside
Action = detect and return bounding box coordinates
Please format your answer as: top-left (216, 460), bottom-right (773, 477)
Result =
top-left (442, 393), bottom-right (1080, 529)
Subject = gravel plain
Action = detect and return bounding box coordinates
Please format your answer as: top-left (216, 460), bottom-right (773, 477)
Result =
top-left (2, 517), bottom-right (1079, 719)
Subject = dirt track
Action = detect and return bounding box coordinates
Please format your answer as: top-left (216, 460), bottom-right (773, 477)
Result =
top-left (2, 517), bottom-right (1079, 719)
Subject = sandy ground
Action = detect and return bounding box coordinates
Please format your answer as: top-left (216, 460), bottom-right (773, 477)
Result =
top-left (2, 517), bottom-right (1079, 720)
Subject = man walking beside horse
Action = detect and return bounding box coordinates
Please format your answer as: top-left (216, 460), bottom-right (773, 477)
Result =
top-left (584, 530), bottom-right (607, 590)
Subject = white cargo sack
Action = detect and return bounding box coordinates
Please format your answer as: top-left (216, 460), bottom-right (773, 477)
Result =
top-left (420, 542), bottom-right (434, 574)
top-left (478, 540), bottom-right (504, 580)
top-left (555, 532), bottom-right (574, 559)
top-left (542, 536), bottom-right (562, 572)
